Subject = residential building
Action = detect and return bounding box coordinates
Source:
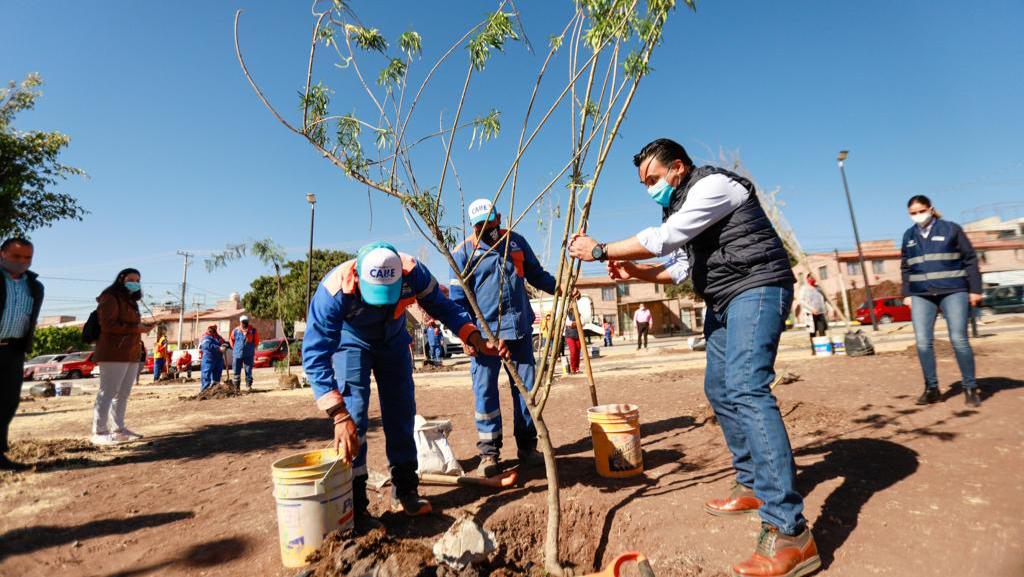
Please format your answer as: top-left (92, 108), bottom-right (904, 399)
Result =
top-left (576, 276), bottom-right (702, 339)
top-left (142, 292), bottom-right (279, 351)
top-left (799, 219), bottom-right (1024, 317)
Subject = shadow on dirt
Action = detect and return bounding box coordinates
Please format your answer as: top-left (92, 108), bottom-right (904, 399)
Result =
top-left (941, 376), bottom-right (1023, 402)
top-left (796, 438), bottom-right (919, 570)
top-left (0, 511), bottom-right (195, 561)
top-left (101, 536), bottom-right (251, 577)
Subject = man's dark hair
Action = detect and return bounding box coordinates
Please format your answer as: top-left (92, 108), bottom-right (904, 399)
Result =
top-left (633, 138), bottom-right (693, 169)
top-left (1, 237), bottom-right (34, 252)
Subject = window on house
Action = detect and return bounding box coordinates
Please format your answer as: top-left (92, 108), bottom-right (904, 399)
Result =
top-left (871, 260), bottom-right (885, 274)
top-left (817, 266), bottom-right (829, 280)
top-left (653, 283), bottom-right (660, 294)
top-left (601, 287), bottom-right (615, 301)
top-left (616, 283), bottom-right (630, 297)
top-left (978, 251), bottom-right (987, 264)
top-left (847, 262), bottom-right (861, 276)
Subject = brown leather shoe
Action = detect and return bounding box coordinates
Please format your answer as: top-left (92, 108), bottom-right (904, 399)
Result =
top-left (704, 482), bottom-right (763, 516)
top-left (731, 523), bottom-right (821, 577)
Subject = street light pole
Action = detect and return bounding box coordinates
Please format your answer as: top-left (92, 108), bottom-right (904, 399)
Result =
top-left (837, 151), bottom-right (878, 331)
top-left (305, 193), bottom-right (317, 319)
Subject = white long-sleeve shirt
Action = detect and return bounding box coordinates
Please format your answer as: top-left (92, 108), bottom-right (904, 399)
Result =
top-left (636, 173), bottom-right (749, 257)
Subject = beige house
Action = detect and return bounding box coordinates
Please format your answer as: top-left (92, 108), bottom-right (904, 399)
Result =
top-left (143, 293), bottom-right (280, 352)
top-left (576, 276), bottom-right (703, 339)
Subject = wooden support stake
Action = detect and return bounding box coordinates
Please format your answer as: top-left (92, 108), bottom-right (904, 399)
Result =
top-left (571, 299), bottom-right (599, 407)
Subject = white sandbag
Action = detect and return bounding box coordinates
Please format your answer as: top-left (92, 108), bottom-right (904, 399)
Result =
top-left (414, 415), bottom-right (463, 476)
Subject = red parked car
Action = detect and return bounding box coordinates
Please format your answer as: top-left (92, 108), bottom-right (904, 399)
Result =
top-left (34, 351), bottom-right (97, 380)
top-left (23, 353), bottom-right (68, 380)
top-left (253, 339), bottom-right (290, 368)
top-left (856, 297), bottom-right (911, 325)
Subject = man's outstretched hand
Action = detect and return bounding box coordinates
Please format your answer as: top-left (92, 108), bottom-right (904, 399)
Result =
top-left (568, 233), bottom-right (598, 262)
top-left (607, 260), bottom-right (637, 281)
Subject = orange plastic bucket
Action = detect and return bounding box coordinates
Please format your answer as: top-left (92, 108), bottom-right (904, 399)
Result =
top-left (587, 404), bottom-right (643, 478)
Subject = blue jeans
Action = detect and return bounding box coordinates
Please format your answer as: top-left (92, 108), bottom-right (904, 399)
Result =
top-left (153, 359), bottom-right (165, 381)
top-left (470, 337), bottom-right (537, 457)
top-left (704, 285), bottom-right (805, 535)
top-left (430, 344), bottom-right (443, 362)
top-left (911, 292), bottom-right (976, 390)
top-left (232, 356), bottom-right (253, 386)
top-left (332, 342), bottom-right (418, 494)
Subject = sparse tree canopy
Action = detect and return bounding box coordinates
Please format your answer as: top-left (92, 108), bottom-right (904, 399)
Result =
top-left (0, 74), bottom-right (87, 237)
top-left (240, 248), bottom-right (355, 321)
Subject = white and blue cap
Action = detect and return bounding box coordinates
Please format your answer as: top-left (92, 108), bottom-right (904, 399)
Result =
top-left (468, 198), bottom-right (498, 226)
top-left (356, 241), bottom-right (403, 306)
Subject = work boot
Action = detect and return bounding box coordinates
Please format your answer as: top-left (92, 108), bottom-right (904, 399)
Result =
top-left (915, 388), bottom-right (940, 405)
top-left (477, 455), bottom-right (500, 478)
top-left (731, 523), bottom-right (821, 577)
top-left (351, 476), bottom-right (384, 534)
top-left (392, 489), bottom-right (432, 517)
top-left (964, 388), bottom-right (982, 408)
top-left (517, 449), bottom-right (544, 468)
top-left (704, 482), bottom-right (762, 516)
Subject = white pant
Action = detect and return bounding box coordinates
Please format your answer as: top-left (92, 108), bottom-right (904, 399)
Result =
top-left (93, 362), bottom-right (140, 435)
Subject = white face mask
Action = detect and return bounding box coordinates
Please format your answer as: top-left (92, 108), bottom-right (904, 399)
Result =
top-left (910, 211), bottom-right (932, 225)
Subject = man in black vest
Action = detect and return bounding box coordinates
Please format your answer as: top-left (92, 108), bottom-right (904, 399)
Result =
top-left (570, 139), bottom-right (819, 577)
top-left (1, 237), bottom-right (45, 471)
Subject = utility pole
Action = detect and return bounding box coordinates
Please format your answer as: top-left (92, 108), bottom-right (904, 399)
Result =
top-left (176, 251), bottom-right (192, 349)
top-left (834, 249), bottom-right (852, 324)
top-left (836, 151), bottom-right (878, 331)
top-left (305, 193), bottom-right (317, 319)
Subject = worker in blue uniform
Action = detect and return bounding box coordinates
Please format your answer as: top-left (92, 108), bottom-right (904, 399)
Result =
top-left (198, 324), bottom-right (226, 391)
top-left (230, 315), bottom-right (259, 390)
top-left (426, 321), bottom-right (444, 365)
top-left (304, 241), bottom-right (505, 529)
top-left (449, 198), bottom-right (567, 477)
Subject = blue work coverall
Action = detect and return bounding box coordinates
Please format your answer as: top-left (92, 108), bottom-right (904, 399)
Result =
top-left (426, 327), bottom-right (444, 362)
top-left (199, 334), bottom-right (225, 391)
top-left (303, 254), bottom-right (477, 494)
top-left (449, 230), bottom-right (557, 457)
top-left (230, 325), bottom-right (258, 386)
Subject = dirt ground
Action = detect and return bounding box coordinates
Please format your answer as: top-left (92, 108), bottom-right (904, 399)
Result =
top-left (2, 322), bottom-right (1023, 577)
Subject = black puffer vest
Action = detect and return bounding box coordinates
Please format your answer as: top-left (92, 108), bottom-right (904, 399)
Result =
top-left (664, 165), bottom-right (795, 311)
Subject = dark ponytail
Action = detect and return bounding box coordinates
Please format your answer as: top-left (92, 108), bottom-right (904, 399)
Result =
top-left (907, 195), bottom-right (942, 219)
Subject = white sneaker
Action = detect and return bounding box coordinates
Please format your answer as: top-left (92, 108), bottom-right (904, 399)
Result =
top-left (111, 428), bottom-right (142, 442)
top-left (114, 429), bottom-right (143, 441)
top-left (91, 434), bottom-right (117, 446)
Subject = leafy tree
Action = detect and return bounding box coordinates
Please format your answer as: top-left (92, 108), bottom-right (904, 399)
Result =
top-left (0, 74), bottom-right (87, 237)
top-left (30, 326), bottom-right (86, 357)
top-left (240, 248), bottom-right (355, 323)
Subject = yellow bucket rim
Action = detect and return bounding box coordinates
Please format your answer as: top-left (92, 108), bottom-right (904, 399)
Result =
top-left (271, 448), bottom-right (345, 480)
top-left (587, 403), bottom-right (639, 416)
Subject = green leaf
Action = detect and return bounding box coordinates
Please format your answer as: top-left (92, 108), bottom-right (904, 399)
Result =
top-left (346, 24), bottom-right (388, 53)
top-left (469, 109), bottom-right (501, 149)
top-left (399, 30), bottom-right (422, 58)
top-left (467, 11), bottom-right (519, 71)
top-left (377, 58), bottom-right (407, 87)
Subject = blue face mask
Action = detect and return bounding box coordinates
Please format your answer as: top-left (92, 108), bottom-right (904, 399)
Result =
top-left (124, 281), bottom-right (141, 293)
top-left (647, 177), bottom-right (674, 207)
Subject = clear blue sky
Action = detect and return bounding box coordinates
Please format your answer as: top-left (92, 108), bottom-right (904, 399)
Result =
top-left (4, 0), bottom-right (1022, 319)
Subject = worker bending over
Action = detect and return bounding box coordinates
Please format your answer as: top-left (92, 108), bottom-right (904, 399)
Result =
top-left (304, 242), bottom-right (503, 528)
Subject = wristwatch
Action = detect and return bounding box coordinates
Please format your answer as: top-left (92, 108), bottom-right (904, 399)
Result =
top-left (591, 243), bottom-right (608, 262)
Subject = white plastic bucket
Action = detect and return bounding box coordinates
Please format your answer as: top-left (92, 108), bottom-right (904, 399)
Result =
top-left (271, 449), bottom-right (354, 568)
top-left (831, 336), bottom-right (845, 355)
top-left (55, 382), bottom-right (72, 397)
top-left (812, 336), bottom-right (833, 356)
